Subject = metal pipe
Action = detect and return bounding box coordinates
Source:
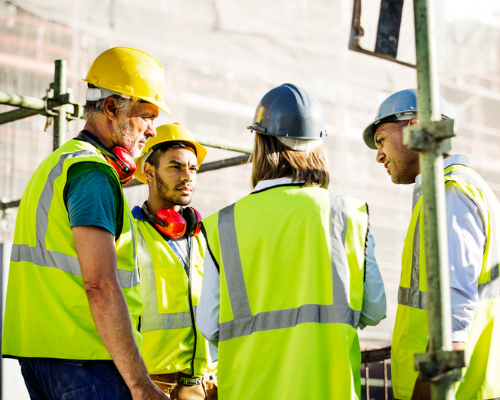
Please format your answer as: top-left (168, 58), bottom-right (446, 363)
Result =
top-left (1, 154), bottom-right (251, 210)
top-left (53, 60), bottom-right (67, 150)
top-left (361, 346), bottom-right (391, 363)
top-left (383, 359), bottom-right (388, 400)
top-left (365, 362), bottom-right (370, 400)
top-left (411, 0), bottom-right (463, 397)
top-left (0, 108), bottom-right (41, 125)
top-left (198, 154), bottom-right (250, 173)
top-left (194, 135), bottom-right (253, 154)
top-left (414, 0), bottom-right (450, 358)
top-left (0, 92), bottom-right (47, 110)
top-left (123, 154), bottom-right (252, 189)
top-left (0, 92), bottom-right (77, 125)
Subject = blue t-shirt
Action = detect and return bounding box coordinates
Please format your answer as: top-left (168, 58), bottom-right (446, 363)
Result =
top-left (64, 162), bottom-right (123, 238)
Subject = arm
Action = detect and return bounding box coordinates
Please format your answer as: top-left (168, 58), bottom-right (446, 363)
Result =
top-left (411, 183), bottom-right (484, 399)
top-left (74, 227), bottom-right (167, 400)
top-left (196, 247), bottom-right (220, 355)
top-left (359, 229), bottom-right (387, 329)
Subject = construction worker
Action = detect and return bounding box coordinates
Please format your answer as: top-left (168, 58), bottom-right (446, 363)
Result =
top-left (363, 88), bottom-right (500, 400)
top-left (197, 83), bottom-right (387, 400)
top-left (3, 47), bottom-right (169, 399)
top-left (132, 123), bottom-right (217, 400)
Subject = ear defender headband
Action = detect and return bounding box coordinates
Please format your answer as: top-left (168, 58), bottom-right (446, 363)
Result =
top-left (141, 203), bottom-right (201, 240)
top-left (78, 130), bottom-right (136, 184)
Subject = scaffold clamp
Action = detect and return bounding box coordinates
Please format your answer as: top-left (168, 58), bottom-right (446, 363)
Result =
top-left (403, 118), bottom-right (455, 154)
top-left (414, 349), bottom-right (466, 383)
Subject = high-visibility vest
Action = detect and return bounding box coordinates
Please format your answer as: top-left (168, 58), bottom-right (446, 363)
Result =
top-left (135, 215), bottom-right (216, 376)
top-left (392, 163), bottom-right (500, 400)
top-left (201, 185), bottom-right (368, 400)
top-left (3, 139), bottom-right (142, 360)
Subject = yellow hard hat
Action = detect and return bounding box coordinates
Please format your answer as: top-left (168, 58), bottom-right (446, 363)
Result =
top-left (83, 47), bottom-right (170, 113)
top-left (134, 123), bottom-right (207, 184)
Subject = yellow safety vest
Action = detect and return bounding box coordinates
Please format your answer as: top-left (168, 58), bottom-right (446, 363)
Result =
top-left (202, 185), bottom-right (368, 400)
top-left (392, 163), bottom-right (500, 400)
top-left (3, 139), bottom-right (142, 360)
top-left (135, 216), bottom-right (216, 376)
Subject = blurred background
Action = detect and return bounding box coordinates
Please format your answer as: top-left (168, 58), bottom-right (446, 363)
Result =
top-left (1, 0), bottom-right (500, 398)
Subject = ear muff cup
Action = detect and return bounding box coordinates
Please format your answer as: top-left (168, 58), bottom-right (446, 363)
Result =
top-left (79, 130), bottom-right (136, 184)
top-left (182, 207), bottom-right (202, 237)
top-left (105, 146), bottom-right (136, 184)
top-left (141, 203), bottom-right (201, 240)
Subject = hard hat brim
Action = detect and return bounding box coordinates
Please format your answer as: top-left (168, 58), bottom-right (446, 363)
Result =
top-left (134, 140), bottom-right (207, 185)
top-left (363, 122), bottom-right (378, 150)
top-left (140, 96), bottom-right (170, 114)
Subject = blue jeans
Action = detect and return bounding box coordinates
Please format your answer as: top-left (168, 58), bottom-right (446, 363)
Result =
top-left (19, 358), bottom-right (132, 400)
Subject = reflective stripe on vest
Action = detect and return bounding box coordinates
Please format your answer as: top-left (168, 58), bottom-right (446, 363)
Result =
top-left (444, 169), bottom-right (500, 301)
top-left (137, 229), bottom-right (196, 332)
top-left (10, 150), bottom-right (138, 289)
top-left (397, 202), bottom-right (427, 310)
top-left (398, 167), bottom-right (500, 309)
top-left (217, 192), bottom-right (361, 342)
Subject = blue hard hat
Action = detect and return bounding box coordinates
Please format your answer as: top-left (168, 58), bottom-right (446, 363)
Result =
top-left (247, 83), bottom-right (327, 139)
top-left (363, 88), bottom-right (453, 149)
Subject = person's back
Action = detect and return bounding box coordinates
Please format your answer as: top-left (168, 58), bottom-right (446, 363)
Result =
top-left (198, 83), bottom-right (386, 400)
top-left (203, 183), bottom-right (369, 399)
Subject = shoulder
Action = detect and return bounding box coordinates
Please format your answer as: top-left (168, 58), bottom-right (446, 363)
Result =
top-left (132, 205), bottom-right (147, 221)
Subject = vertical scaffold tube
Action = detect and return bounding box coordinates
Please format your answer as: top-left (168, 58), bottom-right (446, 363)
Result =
top-left (53, 60), bottom-right (67, 150)
top-left (413, 0), bottom-right (455, 398)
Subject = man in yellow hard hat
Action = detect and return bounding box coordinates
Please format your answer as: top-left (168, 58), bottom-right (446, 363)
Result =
top-left (132, 123), bottom-right (217, 400)
top-left (3, 47), bottom-right (169, 399)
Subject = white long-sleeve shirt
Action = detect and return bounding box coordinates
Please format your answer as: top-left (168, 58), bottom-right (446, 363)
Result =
top-left (196, 178), bottom-right (387, 357)
top-left (413, 154), bottom-right (485, 342)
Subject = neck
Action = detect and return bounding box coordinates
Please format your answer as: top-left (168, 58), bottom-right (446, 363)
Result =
top-left (83, 117), bottom-right (115, 149)
top-left (145, 197), bottom-right (182, 215)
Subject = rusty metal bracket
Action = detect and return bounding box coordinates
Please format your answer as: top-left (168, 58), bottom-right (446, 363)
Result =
top-left (414, 349), bottom-right (465, 383)
top-left (349, 0), bottom-right (415, 68)
top-left (403, 118), bottom-right (455, 153)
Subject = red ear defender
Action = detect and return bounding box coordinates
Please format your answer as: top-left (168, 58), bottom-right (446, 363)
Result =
top-left (105, 146), bottom-right (137, 185)
top-left (78, 131), bottom-right (137, 185)
top-left (141, 203), bottom-right (202, 240)
top-left (155, 207), bottom-right (188, 239)
top-left (105, 147), bottom-right (136, 184)
top-left (187, 208), bottom-right (202, 237)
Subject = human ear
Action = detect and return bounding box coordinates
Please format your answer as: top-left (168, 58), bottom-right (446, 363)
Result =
top-left (408, 117), bottom-right (419, 126)
top-left (102, 97), bottom-right (118, 121)
top-left (144, 162), bottom-right (155, 183)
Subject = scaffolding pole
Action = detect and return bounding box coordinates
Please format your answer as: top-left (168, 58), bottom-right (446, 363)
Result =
top-left (405, 0), bottom-right (465, 397)
top-left (53, 60), bottom-right (68, 151)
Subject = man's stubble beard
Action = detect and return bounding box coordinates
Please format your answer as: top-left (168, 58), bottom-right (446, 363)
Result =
top-left (155, 172), bottom-right (193, 207)
top-left (114, 116), bottom-right (140, 157)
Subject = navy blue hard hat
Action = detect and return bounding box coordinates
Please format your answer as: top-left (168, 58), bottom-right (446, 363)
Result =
top-left (363, 88), bottom-right (453, 149)
top-left (247, 83), bottom-right (327, 139)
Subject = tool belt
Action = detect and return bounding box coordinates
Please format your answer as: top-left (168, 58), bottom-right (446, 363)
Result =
top-left (150, 372), bottom-right (203, 394)
top-left (150, 372), bottom-right (218, 399)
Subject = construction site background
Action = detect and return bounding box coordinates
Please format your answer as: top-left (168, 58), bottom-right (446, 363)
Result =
top-left (1, 0), bottom-right (500, 398)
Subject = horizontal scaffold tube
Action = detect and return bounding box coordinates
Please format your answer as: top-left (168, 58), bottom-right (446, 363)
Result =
top-left (0, 91), bottom-right (79, 125)
top-left (194, 135), bottom-right (253, 154)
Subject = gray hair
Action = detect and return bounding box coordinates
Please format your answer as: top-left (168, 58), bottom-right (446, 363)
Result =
top-left (83, 95), bottom-right (135, 120)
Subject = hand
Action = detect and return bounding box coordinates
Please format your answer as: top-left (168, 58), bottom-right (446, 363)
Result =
top-left (130, 381), bottom-right (169, 400)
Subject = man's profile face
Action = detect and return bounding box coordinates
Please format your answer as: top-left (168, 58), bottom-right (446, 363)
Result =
top-left (373, 121), bottom-right (420, 185)
top-left (149, 147), bottom-right (198, 210)
top-left (114, 101), bottom-right (159, 157)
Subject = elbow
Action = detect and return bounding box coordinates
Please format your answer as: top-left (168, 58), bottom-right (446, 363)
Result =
top-left (197, 321), bottom-right (219, 343)
top-left (83, 278), bottom-right (119, 301)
